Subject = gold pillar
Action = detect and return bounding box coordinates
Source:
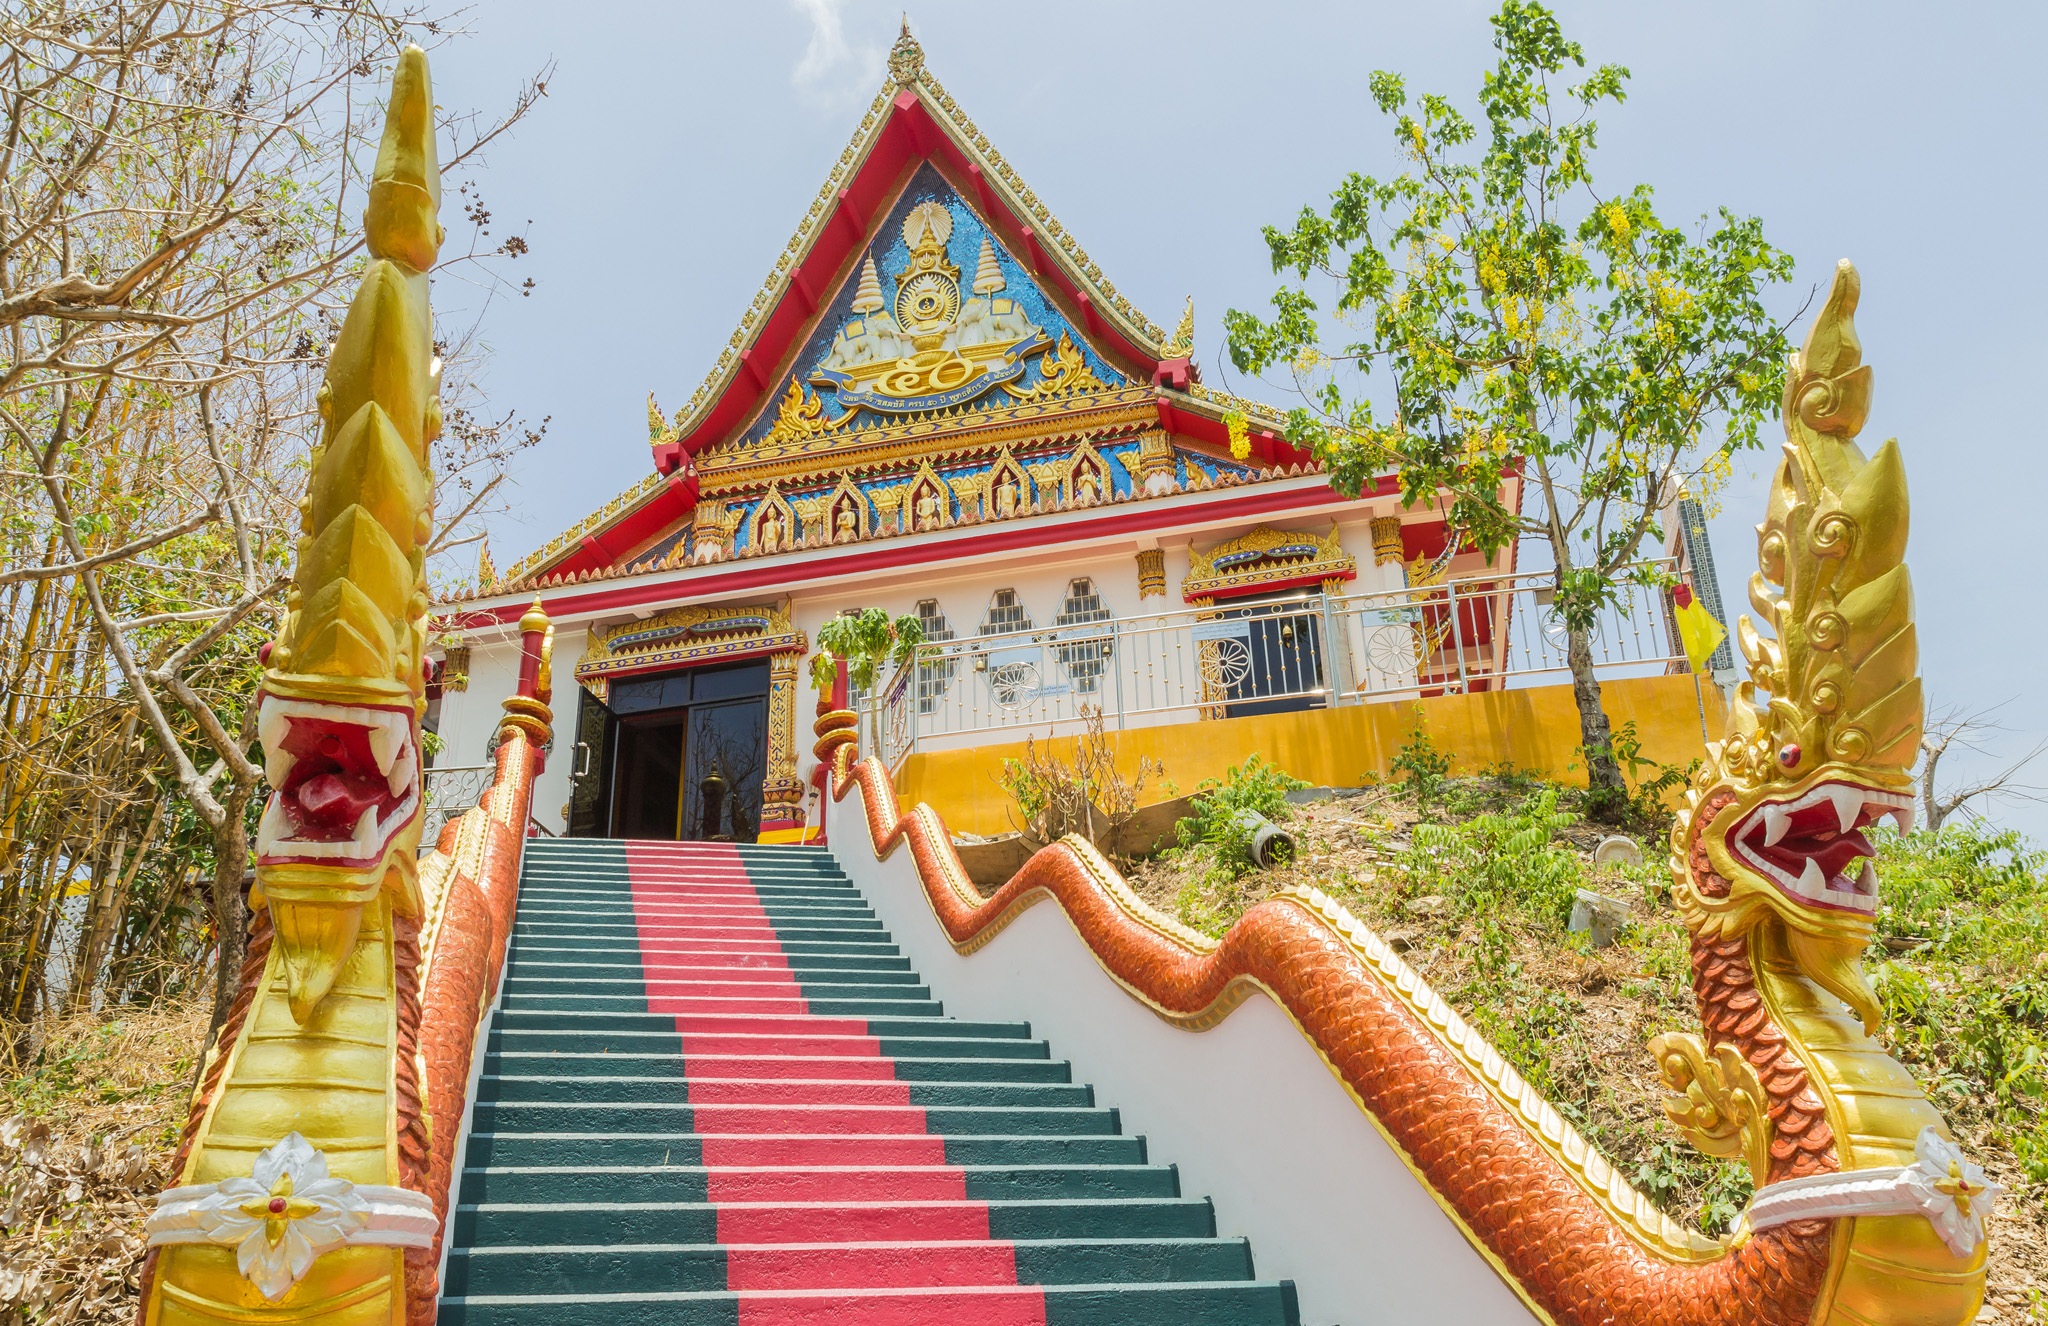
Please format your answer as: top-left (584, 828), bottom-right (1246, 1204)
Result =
top-left (760, 650), bottom-right (805, 837)
top-left (691, 499), bottom-right (730, 560)
top-left (1136, 548), bottom-right (1166, 599)
top-left (1370, 516), bottom-right (1405, 566)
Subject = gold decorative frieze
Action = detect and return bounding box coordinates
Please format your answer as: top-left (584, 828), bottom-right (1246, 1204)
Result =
top-left (575, 602), bottom-right (805, 701)
top-left (1183, 523), bottom-right (1356, 602)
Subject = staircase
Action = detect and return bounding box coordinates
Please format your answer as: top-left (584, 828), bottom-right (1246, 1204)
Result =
top-left (438, 838), bottom-right (1300, 1326)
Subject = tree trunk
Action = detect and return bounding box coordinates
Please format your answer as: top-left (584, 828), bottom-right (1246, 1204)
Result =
top-left (66, 822), bottom-right (129, 1015)
top-left (1568, 622), bottom-right (1628, 820)
top-left (205, 789), bottom-right (252, 1037)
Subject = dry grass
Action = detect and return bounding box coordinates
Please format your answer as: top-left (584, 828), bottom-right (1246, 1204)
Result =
top-left (2, 1000), bottom-right (206, 1325)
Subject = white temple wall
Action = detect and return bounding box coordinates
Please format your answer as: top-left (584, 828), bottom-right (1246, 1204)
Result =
top-left (429, 503), bottom-right (1432, 839)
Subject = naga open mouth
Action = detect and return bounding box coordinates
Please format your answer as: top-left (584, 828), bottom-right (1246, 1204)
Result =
top-left (1729, 780), bottom-right (1914, 914)
top-left (254, 694), bottom-right (420, 868)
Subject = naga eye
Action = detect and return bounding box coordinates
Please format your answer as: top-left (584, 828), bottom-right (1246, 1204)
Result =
top-left (1778, 743), bottom-right (1802, 768)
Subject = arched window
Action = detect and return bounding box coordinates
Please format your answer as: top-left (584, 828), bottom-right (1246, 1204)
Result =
top-left (1053, 577), bottom-right (1113, 693)
top-left (914, 599), bottom-right (956, 713)
top-left (978, 589), bottom-right (1037, 709)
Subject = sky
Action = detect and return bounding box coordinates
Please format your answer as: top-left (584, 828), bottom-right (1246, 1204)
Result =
top-left (426, 0), bottom-right (2048, 835)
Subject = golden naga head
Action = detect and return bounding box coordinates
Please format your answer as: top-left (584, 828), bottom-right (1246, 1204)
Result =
top-left (253, 47), bottom-right (442, 1021)
top-left (1673, 261), bottom-right (1920, 1031)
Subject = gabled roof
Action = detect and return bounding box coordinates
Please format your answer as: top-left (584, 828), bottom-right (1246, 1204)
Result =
top-left (497, 29), bottom-right (1301, 589)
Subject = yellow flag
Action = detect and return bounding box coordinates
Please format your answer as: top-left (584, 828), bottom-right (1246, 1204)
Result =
top-left (1673, 583), bottom-right (1726, 672)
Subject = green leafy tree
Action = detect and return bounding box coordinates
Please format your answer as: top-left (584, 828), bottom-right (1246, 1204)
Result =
top-left (1225, 1), bottom-right (1794, 815)
top-left (813, 608), bottom-right (926, 694)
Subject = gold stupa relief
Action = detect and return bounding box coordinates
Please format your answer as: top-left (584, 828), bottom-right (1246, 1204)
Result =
top-left (809, 201), bottom-right (1050, 412)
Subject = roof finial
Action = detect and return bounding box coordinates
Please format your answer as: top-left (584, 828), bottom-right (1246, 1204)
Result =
top-left (889, 16), bottom-right (923, 86)
top-left (1165, 296), bottom-right (1195, 358)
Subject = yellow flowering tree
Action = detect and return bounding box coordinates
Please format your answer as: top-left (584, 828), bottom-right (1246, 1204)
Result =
top-left (1225, 1), bottom-right (1793, 813)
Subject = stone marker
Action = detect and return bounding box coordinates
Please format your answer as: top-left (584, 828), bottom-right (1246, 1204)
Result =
top-left (1569, 888), bottom-right (1632, 948)
top-left (1592, 835), bottom-right (1644, 868)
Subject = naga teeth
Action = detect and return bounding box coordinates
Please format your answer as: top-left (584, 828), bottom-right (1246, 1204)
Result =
top-left (1859, 859), bottom-right (1878, 892)
top-left (1762, 805), bottom-right (1791, 847)
top-left (386, 738), bottom-right (417, 796)
top-left (352, 807), bottom-right (378, 852)
top-left (257, 697), bottom-right (293, 788)
top-left (1825, 785), bottom-right (1866, 835)
top-left (255, 797), bottom-right (288, 854)
top-left (1890, 804), bottom-right (1916, 835)
top-left (1798, 856), bottom-right (1828, 899)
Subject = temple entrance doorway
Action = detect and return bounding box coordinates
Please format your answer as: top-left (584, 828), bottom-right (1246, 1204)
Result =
top-left (1208, 593), bottom-right (1328, 719)
top-left (568, 658), bottom-right (771, 842)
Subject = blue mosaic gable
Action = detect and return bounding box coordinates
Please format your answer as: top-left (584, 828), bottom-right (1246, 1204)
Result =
top-left (737, 164), bottom-right (1126, 446)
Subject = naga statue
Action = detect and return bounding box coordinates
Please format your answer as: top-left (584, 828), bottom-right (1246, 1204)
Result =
top-left (1654, 257), bottom-right (1992, 1321)
top-left (823, 259), bottom-right (1996, 1324)
top-left (138, 47), bottom-right (551, 1326)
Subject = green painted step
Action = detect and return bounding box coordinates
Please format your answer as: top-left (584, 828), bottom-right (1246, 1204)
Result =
top-left (467, 1102), bottom-right (1126, 1138)
top-left (454, 1195), bottom-right (1215, 1246)
top-left (442, 841), bottom-right (1297, 1325)
top-left (463, 1132), bottom-right (1135, 1168)
top-left (440, 1281), bottom-right (1299, 1326)
top-left (473, 1076), bottom-right (1092, 1108)
top-left (459, 1162), bottom-right (1182, 1205)
top-left (445, 1236), bottom-right (1256, 1295)
top-left (480, 1054), bottom-right (1073, 1083)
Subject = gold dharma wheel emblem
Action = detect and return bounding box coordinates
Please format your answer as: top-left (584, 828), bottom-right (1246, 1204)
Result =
top-left (876, 349), bottom-right (979, 398)
top-left (896, 270), bottom-right (960, 334)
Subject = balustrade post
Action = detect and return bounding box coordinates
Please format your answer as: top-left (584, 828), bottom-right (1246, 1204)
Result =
top-left (1447, 580), bottom-right (1470, 693)
top-left (1110, 620), bottom-right (1126, 729)
top-left (1319, 592), bottom-right (1349, 706)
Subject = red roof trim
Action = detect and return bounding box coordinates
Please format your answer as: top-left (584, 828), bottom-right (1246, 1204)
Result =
top-left (448, 478), bottom-right (1393, 630)
top-left (669, 88), bottom-right (1171, 466)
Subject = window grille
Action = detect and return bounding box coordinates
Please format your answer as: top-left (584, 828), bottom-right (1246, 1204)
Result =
top-left (978, 588), bottom-right (1033, 636)
top-left (977, 589), bottom-right (1037, 709)
top-left (914, 599), bottom-right (956, 713)
top-left (1053, 578), bottom-right (1113, 693)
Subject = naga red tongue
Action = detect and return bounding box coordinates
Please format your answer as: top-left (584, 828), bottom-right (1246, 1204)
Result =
top-left (295, 772), bottom-right (384, 829)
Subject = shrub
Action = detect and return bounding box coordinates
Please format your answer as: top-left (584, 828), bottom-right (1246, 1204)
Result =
top-left (1174, 755), bottom-right (1308, 879)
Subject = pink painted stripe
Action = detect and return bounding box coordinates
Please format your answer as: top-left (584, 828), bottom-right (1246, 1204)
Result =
top-left (686, 1079), bottom-right (915, 1107)
top-left (701, 1135), bottom-right (948, 1166)
top-left (706, 1165), bottom-right (967, 1202)
top-left (734, 1287), bottom-right (1046, 1326)
top-left (716, 1200), bottom-right (986, 1244)
top-left (723, 1242), bottom-right (1019, 1291)
top-left (675, 1032), bottom-right (876, 1049)
top-left (687, 1056), bottom-right (899, 1080)
top-left (689, 1105), bottom-right (931, 1136)
top-left (626, 844), bottom-right (1012, 1303)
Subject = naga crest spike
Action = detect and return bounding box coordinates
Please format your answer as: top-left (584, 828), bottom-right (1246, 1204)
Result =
top-left (253, 45), bottom-right (442, 1022)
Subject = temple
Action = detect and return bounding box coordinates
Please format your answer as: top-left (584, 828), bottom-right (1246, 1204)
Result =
top-left (141, 36), bottom-right (1994, 1326)
top-left (426, 28), bottom-right (1699, 847)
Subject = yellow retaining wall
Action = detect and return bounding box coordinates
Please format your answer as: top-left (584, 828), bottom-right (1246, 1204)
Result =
top-left (893, 673), bottom-right (1725, 839)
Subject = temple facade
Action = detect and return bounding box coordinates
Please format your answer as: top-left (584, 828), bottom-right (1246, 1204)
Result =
top-left (430, 30), bottom-right (1523, 843)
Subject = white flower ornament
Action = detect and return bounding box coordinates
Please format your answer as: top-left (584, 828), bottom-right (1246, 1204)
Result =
top-left (1902, 1127), bottom-right (2000, 1258)
top-left (1742, 1125), bottom-right (2002, 1258)
top-left (147, 1132), bottom-right (437, 1301)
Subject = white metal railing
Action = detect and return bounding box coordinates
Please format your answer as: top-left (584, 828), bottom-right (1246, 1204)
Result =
top-left (877, 561), bottom-right (1689, 768)
top-left (420, 763), bottom-right (493, 845)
